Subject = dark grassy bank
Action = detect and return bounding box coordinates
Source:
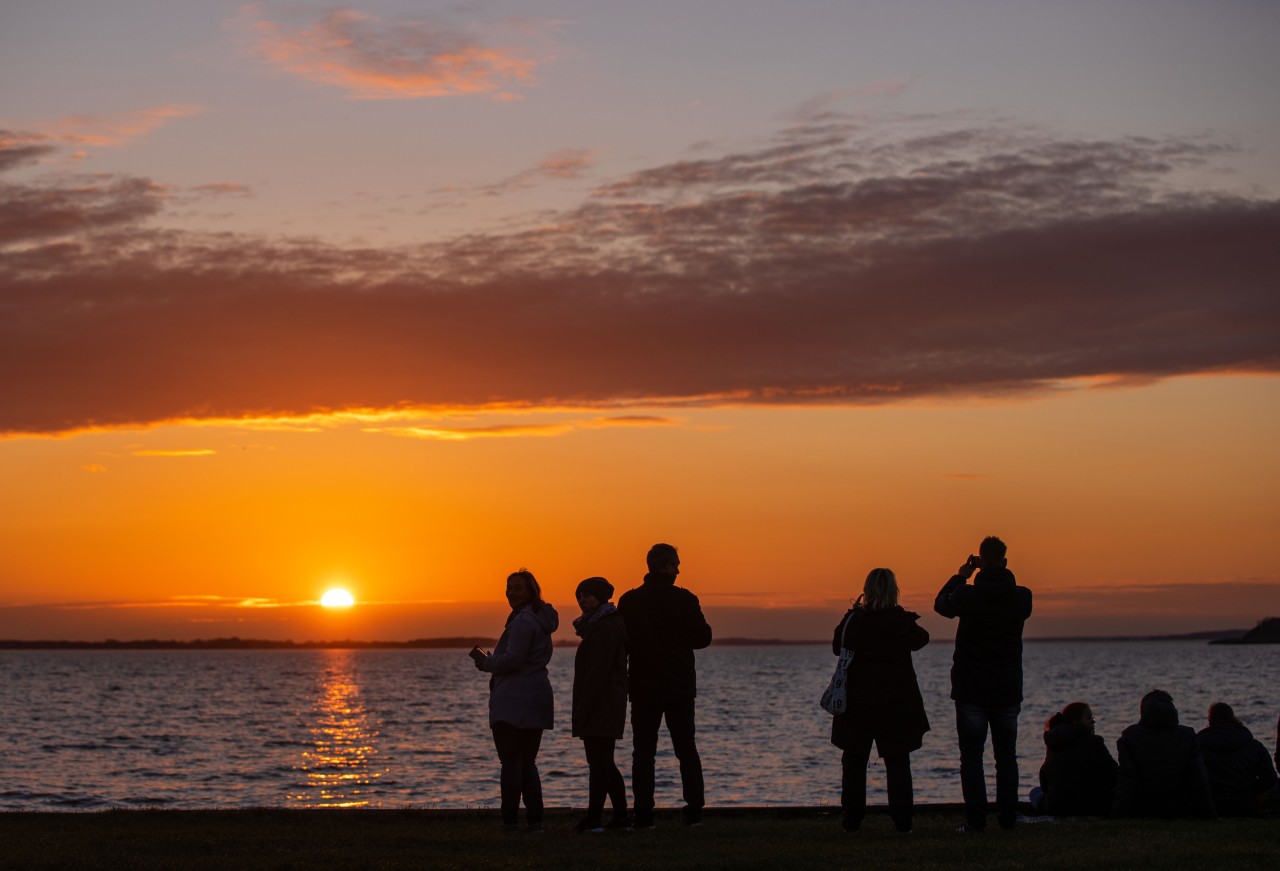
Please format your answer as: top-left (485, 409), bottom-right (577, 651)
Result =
top-left (1, 807), bottom-right (1276, 871)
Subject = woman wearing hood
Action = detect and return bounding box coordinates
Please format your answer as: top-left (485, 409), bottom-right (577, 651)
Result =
top-left (1197, 702), bottom-right (1278, 817)
top-left (1031, 702), bottom-right (1117, 816)
top-left (830, 568), bottom-right (930, 833)
top-left (472, 569), bottom-right (559, 832)
top-left (570, 576), bottom-right (630, 832)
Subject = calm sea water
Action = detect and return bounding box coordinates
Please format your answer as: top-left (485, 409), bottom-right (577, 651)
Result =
top-left (1, 643), bottom-right (1276, 810)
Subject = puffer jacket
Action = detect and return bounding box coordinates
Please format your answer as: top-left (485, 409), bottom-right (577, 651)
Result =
top-left (483, 603), bottom-right (559, 730)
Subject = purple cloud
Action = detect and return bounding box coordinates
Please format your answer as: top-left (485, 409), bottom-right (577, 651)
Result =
top-left (1, 121), bottom-right (1277, 435)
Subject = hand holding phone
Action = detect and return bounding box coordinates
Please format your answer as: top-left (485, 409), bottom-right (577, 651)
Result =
top-left (469, 646), bottom-right (488, 669)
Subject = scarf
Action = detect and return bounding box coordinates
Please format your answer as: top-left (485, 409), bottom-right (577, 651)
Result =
top-left (573, 601), bottom-right (617, 638)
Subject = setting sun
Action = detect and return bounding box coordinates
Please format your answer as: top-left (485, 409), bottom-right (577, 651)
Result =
top-left (320, 589), bottom-right (355, 608)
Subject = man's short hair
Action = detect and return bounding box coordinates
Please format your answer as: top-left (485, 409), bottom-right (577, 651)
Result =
top-left (646, 542), bottom-right (679, 572)
top-left (979, 536), bottom-right (1007, 562)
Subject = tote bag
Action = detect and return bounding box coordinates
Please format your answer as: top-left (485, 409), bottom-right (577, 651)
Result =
top-left (819, 615), bottom-right (853, 715)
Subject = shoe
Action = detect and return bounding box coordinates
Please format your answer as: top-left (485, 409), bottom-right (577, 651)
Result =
top-left (502, 823), bottom-right (519, 835)
top-left (955, 823), bottom-right (984, 834)
top-left (682, 807), bottom-right (703, 827)
top-left (605, 813), bottom-right (633, 831)
top-left (841, 816), bottom-right (861, 832)
top-left (634, 813), bottom-right (656, 830)
top-left (528, 823), bottom-right (545, 834)
top-left (574, 816), bottom-right (605, 834)
top-left (998, 814), bottom-right (1017, 830)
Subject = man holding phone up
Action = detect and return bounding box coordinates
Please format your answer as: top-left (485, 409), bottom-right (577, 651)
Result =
top-left (934, 536), bottom-right (1033, 832)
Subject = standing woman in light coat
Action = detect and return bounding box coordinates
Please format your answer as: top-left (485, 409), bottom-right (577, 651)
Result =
top-left (830, 567), bottom-right (930, 833)
top-left (570, 576), bottom-right (630, 832)
top-left (472, 569), bottom-right (559, 832)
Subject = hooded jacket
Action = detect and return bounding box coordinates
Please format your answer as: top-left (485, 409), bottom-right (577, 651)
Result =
top-left (933, 567), bottom-right (1032, 707)
top-left (1038, 721), bottom-right (1118, 816)
top-left (618, 572), bottom-right (712, 702)
top-left (482, 603), bottom-right (559, 730)
top-left (1196, 720), bottom-right (1279, 816)
top-left (1113, 694), bottom-right (1214, 818)
top-left (829, 604), bottom-right (931, 757)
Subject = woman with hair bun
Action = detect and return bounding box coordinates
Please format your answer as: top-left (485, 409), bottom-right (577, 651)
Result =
top-left (1030, 702), bottom-right (1117, 816)
top-left (829, 568), bottom-right (930, 833)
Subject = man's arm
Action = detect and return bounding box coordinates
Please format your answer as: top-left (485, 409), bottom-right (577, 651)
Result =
top-left (685, 592), bottom-right (713, 650)
top-left (934, 559), bottom-right (976, 618)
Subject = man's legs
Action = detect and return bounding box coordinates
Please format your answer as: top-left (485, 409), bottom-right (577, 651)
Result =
top-left (989, 704), bottom-right (1021, 829)
top-left (630, 697), bottom-right (662, 825)
top-left (955, 702), bottom-right (991, 830)
top-left (665, 696), bottom-right (705, 822)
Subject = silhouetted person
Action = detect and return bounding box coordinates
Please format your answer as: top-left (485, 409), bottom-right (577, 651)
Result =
top-left (830, 568), bottom-right (930, 833)
top-left (472, 569), bottom-right (559, 832)
top-left (1113, 689), bottom-right (1214, 819)
top-left (1030, 702), bottom-right (1117, 816)
top-left (571, 576), bottom-right (631, 832)
top-left (934, 536), bottom-right (1033, 832)
top-left (618, 543), bottom-right (712, 827)
top-left (1197, 702), bottom-right (1277, 817)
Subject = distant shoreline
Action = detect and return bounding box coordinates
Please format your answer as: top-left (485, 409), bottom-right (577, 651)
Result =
top-left (0, 629), bottom-right (1256, 650)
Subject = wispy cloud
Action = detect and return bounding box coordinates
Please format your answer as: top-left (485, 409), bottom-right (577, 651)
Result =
top-left (191, 182), bottom-right (252, 197)
top-left (2, 117), bottom-right (1277, 436)
top-left (240, 5), bottom-right (546, 100)
top-left (439, 148), bottom-right (598, 198)
top-left (131, 449), bottom-right (217, 458)
top-left (0, 131), bottom-right (58, 171)
top-left (372, 422), bottom-right (576, 441)
top-left (43, 105), bottom-right (204, 148)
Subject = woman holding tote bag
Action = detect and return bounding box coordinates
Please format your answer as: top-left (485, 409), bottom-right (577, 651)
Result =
top-left (830, 568), bottom-right (930, 833)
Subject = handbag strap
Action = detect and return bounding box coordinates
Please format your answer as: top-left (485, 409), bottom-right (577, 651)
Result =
top-left (838, 609), bottom-right (854, 651)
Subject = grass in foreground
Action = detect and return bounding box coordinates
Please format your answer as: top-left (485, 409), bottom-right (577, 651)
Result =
top-left (0, 808), bottom-right (1275, 871)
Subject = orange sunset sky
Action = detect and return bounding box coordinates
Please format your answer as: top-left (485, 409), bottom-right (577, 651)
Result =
top-left (2, 1), bottom-right (1279, 641)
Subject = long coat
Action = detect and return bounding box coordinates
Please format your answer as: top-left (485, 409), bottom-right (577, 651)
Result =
top-left (571, 611), bottom-right (628, 738)
top-left (830, 605), bottom-right (930, 757)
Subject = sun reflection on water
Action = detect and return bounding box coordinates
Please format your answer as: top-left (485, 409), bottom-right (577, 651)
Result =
top-left (291, 650), bottom-right (385, 808)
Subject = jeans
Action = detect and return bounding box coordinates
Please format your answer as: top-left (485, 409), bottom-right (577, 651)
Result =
top-left (841, 734), bottom-right (914, 831)
top-left (955, 702), bottom-right (1020, 829)
top-left (631, 696), bottom-right (704, 819)
top-left (492, 722), bottom-right (544, 826)
top-left (582, 736), bottom-right (628, 821)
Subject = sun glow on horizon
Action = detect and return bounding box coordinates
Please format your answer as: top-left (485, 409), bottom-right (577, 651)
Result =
top-left (320, 588), bottom-right (355, 608)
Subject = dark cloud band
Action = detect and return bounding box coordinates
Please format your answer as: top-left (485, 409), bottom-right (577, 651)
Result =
top-left (1, 123), bottom-right (1277, 435)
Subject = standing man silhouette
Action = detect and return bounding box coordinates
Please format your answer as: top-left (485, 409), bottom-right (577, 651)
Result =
top-left (934, 536), bottom-right (1033, 832)
top-left (618, 543), bottom-right (713, 827)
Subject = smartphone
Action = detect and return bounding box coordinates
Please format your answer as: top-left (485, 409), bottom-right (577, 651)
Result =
top-left (468, 646), bottom-right (488, 663)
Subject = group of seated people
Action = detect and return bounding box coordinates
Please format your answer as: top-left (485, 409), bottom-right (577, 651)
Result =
top-left (1030, 690), bottom-right (1279, 818)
